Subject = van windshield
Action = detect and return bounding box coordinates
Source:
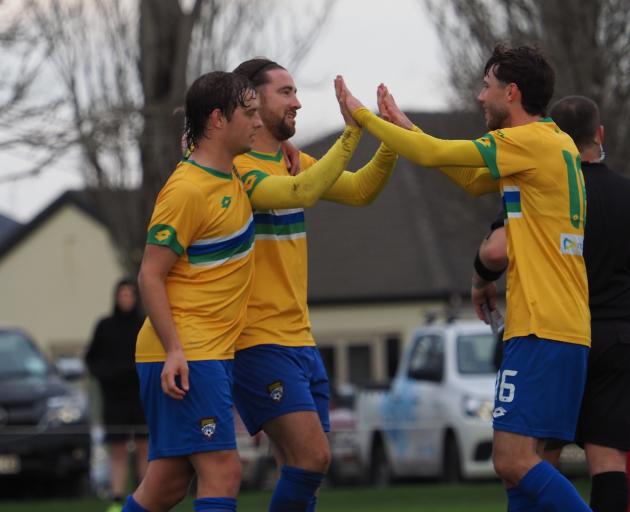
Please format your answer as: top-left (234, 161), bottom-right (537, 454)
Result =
top-left (0, 331), bottom-right (50, 380)
top-left (456, 333), bottom-right (496, 375)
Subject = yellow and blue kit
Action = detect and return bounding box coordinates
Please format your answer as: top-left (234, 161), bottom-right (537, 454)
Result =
top-left (232, 138), bottom-right (396, 435)
top-left (234, 143), bottom-right (397, 351)
top-left (135, 159), bottom-right (255, 362)
top-left (352, 107), bottom-right (590, 347)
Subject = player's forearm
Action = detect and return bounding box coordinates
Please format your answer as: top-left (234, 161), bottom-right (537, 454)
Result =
top-left (250, 126), bottom-right (361, 209)
top-left (323, 142), bottom-right (397, 205)
top-left (352, 107), bottom-right (485, 168)
top-left (138, 268), bottom-right (182, 354)
top-left (437, 166), bottom-right (499, 197)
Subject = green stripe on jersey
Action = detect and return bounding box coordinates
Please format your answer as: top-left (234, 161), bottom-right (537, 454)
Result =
top-left (147, 224), bottom-right (184, 255)
top-left (472, 134), bottom-right (500, 179)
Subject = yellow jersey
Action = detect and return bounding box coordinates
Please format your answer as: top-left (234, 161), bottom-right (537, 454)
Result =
top-left (234, 150), bottom-right (317, 350)
top-left (473, 119), bottom-right (590, 346)
top-left (136, 159), bottom-right (255, 362)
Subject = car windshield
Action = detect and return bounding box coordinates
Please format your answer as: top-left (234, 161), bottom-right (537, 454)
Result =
top-left (0, 331), bottom-right (50, 379)
top-left (456, 333), bottom-right (496, 375)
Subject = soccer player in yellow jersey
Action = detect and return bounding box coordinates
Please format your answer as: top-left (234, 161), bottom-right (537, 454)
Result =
top-left (340, 45), bottom-right (591, 511)
top-left (124, 72), bottom-right (362, 512)
top-left (231, 58), bottom-right (397, 512)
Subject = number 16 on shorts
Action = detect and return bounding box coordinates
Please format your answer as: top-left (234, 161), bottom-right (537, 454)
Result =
top-left (496, 369), bottom-right (518, 403)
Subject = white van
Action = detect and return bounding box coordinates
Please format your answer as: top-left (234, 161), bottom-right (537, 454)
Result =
top-left (355, 321), bottom-right (496, 483)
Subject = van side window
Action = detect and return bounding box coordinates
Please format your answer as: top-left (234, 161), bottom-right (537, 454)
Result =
top-left (407, 335), bottom-right (444, 382)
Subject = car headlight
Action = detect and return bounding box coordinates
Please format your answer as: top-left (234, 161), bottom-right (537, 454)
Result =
top-left (44, 392), bottom-right (87, 427)
top-left (462, 395), bottom-right (494, 421)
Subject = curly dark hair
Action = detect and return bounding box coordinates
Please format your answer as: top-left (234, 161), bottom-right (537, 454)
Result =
top-left (233, 58), bottom-right (286, 88)
top-left (484, 44), bottom-right (555, 117)
top-left (549, 96), bottom-right (600, 151)
top-left (183, 71), bottom-right (255, 150)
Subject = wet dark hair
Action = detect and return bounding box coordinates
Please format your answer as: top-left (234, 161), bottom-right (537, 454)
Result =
top-left (484, 44), bottom-right (555, 117)
top-left (233, 58), bottom-right (286, 88)
top-left (183, 71), bottom-right (256, 150)
top-left (549, 95), bottom-right (600, 151)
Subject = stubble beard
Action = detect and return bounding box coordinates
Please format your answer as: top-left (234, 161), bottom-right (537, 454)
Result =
top-left (485, 104), bottom-right (509, 131)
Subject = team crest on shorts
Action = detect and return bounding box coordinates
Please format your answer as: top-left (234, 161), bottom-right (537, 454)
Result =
top-left (267, 380), bottom-right (284, 402)
top-left (200, 417), bottom-right (217, 439)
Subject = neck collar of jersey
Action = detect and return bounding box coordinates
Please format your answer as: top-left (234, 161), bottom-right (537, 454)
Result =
top-left (247, 149), bottom-right (283, 162)
top-left (187, 159), bottom-right (233, 180)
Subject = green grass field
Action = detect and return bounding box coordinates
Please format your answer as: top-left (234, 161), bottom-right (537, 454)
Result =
top-left (2, 480), bottom-right (591, 512)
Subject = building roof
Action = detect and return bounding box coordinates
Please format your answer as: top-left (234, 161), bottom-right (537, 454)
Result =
top-left (0, 191), bottom-right (103, 261)
top-left (0, 213), bottom-right (21, 247)
top-left (303, 111), bottom-right (503, 303)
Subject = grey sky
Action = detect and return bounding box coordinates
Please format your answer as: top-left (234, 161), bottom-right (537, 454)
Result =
top-left (0, 0), bottom-right (449, 222)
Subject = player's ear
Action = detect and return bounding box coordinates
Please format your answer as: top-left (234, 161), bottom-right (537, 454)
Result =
top-left (209, 108), bottom-right (225, 129)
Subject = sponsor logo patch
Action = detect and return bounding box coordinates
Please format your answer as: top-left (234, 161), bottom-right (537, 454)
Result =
top-left (560, 233), bottom-right (584, 256)
top-left (267, 380), bottom-right (284, 402)
top-left (492, 407), bottom-right (507, 419)
top-left (200, 417), bottom-right (217, 440)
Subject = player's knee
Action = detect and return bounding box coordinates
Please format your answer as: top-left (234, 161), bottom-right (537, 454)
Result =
top-left (306, 444), bottom-right (331, 473)
top-left (492, 452), bottom-right (519, 485)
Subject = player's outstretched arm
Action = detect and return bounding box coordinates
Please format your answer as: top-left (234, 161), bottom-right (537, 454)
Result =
top-left (438, 166), bottom-right (499, 196)
top-left (244, 77), bottom-right (362, 209)
top-left (322, 142), bottom-right (396, 206)
top-left (338, 76), bottom-right (486, 169)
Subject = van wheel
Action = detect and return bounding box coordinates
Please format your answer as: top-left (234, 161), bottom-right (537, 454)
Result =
top-left (442, 433), bottom-right (461, 483)
top-left (370, 440), bottom-right (393, 486)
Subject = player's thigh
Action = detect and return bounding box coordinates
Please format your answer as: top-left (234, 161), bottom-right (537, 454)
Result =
top-left (137, 360), bottom-right (236, 459)
top-left (234, 345), bottom-right (329, 436)
top-left (493, 335), bottom-right (588, 441)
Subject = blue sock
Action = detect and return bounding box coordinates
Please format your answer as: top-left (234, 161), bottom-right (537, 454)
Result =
top-left (518, 461), bottom-right (590, 511)
top-left (122, 495), bottom-right (149, 512)
top-left (269, 465), bottom-right (325, 512)
top-left (507, 486), bottom-right (543, 511)
top-left (306, 495), bottom-right (318, 512)
top-left (193, 497), bottom-right (237, 511)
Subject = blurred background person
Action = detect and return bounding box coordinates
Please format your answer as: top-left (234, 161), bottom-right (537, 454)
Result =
top-left (86, 278), bottom-right (148, 512)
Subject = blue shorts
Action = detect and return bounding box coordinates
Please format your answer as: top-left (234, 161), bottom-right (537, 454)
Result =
top-left (492, 335), bottom-right (589, 441)
top-left (136, 360), bottom-right (236, 460)
top-left (233, 345), bottom-right (330, 435)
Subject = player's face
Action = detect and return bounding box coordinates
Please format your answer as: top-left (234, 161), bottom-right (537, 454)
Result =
top-left (116, 284), bottom-right (136, 313)
top-left (258, 68), bottom-right (302, 141)
top-left (227, 90), bottom-right (263, 154)
top-left (477, 67), bottom-right (510, 131)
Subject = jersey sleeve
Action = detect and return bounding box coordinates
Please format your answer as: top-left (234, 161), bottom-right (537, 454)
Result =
top-left (472, 130), bottom-right (534, 179)
top-left (244, 126), bottom-right (362, 210)
top-left (146, 180), bottom-right (205, 255)
top-left (322, 143), bottom-right (397, 205)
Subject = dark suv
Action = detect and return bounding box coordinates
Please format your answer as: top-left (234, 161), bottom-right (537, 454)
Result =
top-left (0, 328), bottom-right (90, 495)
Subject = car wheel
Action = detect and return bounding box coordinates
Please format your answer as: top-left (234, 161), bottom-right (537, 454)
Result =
top-left (370, 440), bottom-right (393, 486)
top-left (441, 432), bottom-right (461, 483)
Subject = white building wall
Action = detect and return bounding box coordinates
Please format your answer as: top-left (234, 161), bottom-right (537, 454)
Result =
top-left (0, 205), bottom-right (125, 356)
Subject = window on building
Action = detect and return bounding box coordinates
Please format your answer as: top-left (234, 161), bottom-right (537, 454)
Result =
top-left (318, 346), bottom-right (336, 384)
top-left (348, 344), bottom-right (371, 385)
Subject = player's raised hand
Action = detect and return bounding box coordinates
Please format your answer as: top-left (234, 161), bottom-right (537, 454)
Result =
top-left (335, 75), bottom-right (365, 119)
top-left (161, 348), bottom-right (189, 400)
top-left (377, 83), bottom-right (413, 129)
top-left (334, 75), bottom-right (359, 127)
